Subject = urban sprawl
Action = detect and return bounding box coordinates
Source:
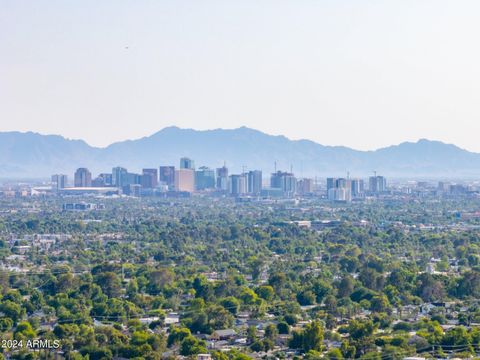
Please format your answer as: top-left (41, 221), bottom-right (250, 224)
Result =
top-left (1, 159), bottom-right (480, 360)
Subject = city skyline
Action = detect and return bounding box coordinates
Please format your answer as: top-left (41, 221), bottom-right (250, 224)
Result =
top-left (51, 157), bottom-right (374, 197)
top-left (2, 126), bottom-right (480, 179)
top-left (39, 160), bottom-right (480, 201)
top-left (50, 156), bottom-right (382, 200)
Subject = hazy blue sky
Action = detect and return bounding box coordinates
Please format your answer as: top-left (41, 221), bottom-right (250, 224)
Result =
top-left (1, 1), bottom-right (480, 150)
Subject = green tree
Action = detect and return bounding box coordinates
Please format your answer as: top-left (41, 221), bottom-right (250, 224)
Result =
top-left (338, 276), bottom-right (355, 298)
top-left (220, 297), bottom-right (240, 315)
top-left (256, 285), bottom-right (275, 301)
top-left (14, 321), bottom-right (36, 339)
top-left (327, 348), bottom-right (344, 360)
top-left (277, 321), bottom-right (289, 334)
top-left (95, 272), bottom-right (122, 298)
top-left (167, 327), bottom-right (191, 346)
top-left (180, 335), bottom-right (207, 356)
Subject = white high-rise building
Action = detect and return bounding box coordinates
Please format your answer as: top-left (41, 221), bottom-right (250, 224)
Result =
top-left (229, 174), bottom-right (247, 196)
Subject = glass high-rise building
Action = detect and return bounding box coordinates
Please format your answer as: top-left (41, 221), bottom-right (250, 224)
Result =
top-left (142, 168), bottom-right (159, 189)
top-left (112, 167), bottom-right (128, 187)
top-left (216, 166), bottom-right (229, 191)
top-left (247, 170), bottom-right (262, 195)
top-left (351, 179), bottom-right (364, 197)
top-left (229, 174), bottom-right (247, 196)
top-left (180, 157), bottom-right (195, 170)
top-left (271, 171), bottom-right (296, 196)
top-left (51, 174), bottom-right (68, 191)
top-left (74, 168), bottom-right (92, 187)
top-left (327, 177), bottom-right (337, 191)
top-left (159, 166), bottom-right (175, 188)
top-left (195, 167), bottom-right (215, 190)
top-left (369, 176), bottom-right (387, 193)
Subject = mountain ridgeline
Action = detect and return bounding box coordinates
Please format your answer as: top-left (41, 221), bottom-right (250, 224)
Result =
top-left (0, 126), bottom-right (479, 178)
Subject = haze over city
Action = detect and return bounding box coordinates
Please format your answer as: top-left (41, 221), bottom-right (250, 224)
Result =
top-left (2, 1), bottom-right (480, 150)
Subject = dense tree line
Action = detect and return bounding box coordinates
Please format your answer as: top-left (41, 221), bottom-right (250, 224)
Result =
top-left (0, 197), bottom-right (479, 358)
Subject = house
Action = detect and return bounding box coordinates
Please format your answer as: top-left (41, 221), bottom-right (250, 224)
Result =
top-left (207, 340), bottom-right (229, 349)
top-left (39, 324), bottom-right (54, 332)
top-left (31, 310), bottom-right (46, 319)
top-left (324, 340), bottom-right (342, 349)
top-left (234, 338), bottom-right (247, 345)
top-left (139, 316), bottom-right (160, 325)
top-left (93, 319), bottom-right (109, 327)
top-left (235, 312), bottom-right (250, 326)
top-left (198, 355), bottom-right (212, 360)
top-left (165, 312), bottom-right (180, 325)
top-left (236, 312), bottom-right (250, 319)
top-left (210, 329), bottom-right (236, 340)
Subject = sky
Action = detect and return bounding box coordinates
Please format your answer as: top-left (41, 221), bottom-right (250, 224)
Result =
top-left (1, 1), bottom-right (480, 151)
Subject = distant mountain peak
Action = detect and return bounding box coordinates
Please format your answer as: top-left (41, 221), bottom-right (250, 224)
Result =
top-left (0, 127), bottom-right (479, 178)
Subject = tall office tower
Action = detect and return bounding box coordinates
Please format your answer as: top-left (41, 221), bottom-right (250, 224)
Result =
top-left (378, 176), bottom-right (387, 192)
top-left (98, 173), bottom-right (113, 186)
top-left (216, 165), bottom-right (229, 191)
top-left (51, 174), bottom-right (68, 191)
top-left (112, 167), bottom-right (128, 187)
top-left (175, 169), bottom-right (195, 192)
top-left (327, 176), bottom-right (352, 202)
top-left (369, 175), bottom-right (387, 193)
top-left (438, 181), bottom-right (447, 192)
top-left (284, 174), bottom-right (297, 195)
top-left (195, 167), bottom-right (216, 190)
top-left (247, 170), bottom-right (262, 195)
top-left (159, 166), bottom-right (175, 189)
top-left (74, 168), bottom-right (92, 187)
top-left (270, 171), bottom-right (297, 196)
top-left (297, 178), bottom-right (314, 195)
top-left (327, 177), bottom-right (337, 192)
top-left (335, 178), bottom-right (349, 189)
top-left (369, 176), bottom-right (377, 193)
top-left (142, 168), bottom-right (159, 189)
top-left (328, 187), bottom-right (352, 202)
top-left (270, 171), bottom-right (283, 189)
top-left (229, 174), bottom-right (247, 196)
top-left (351, 179), bottom-right (365, 197)
top-left (93, 173), bottom-right (113, 187)
top-left (126, 173), bottom-right (142, 186)
top-left (180, 157), bottom-right (195, 170)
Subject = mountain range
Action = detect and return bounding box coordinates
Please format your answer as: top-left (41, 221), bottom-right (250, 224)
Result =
top-left (0, 126), bottom-right (479, 179)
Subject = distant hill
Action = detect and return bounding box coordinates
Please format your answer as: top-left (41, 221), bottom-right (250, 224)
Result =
top-left (1, 126), bottom-right (479, 178)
